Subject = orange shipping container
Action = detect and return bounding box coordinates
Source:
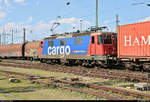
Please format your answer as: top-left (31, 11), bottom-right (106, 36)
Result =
top-left (118, 21), bottom-right (150, 58)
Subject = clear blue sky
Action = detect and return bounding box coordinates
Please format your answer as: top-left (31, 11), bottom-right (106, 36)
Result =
top-left (0, 0), bottom-right (150, 44)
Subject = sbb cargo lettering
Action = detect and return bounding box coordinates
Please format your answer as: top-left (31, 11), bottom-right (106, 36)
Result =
top-left (125, 36), bottom-right (150, 46)
top-left (48, 46), bottom-right (71, 56)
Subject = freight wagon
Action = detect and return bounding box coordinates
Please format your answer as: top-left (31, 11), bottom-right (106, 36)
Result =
top-left (24, 41), bottom-right (40, 60)
top-left (118, 21), bottom-right (150, 71)
top-left (0, 43), bottom-right (23, 59)
top-left (0, 41), bottom-right (40, 60)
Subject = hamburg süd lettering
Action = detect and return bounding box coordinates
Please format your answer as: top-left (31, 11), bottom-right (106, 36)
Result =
top-left (124, 35), bottom-right (150, 46)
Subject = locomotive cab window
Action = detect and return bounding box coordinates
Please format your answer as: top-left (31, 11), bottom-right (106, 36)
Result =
top-left (48, 41), bottom-right (53, 46)
top-left (74, 38), bottom-right (82, 45)
top-left (60, 40), bottom-right (66, 46)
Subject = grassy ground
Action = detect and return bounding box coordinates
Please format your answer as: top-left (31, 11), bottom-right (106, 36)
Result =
top-left (0, 65), bottom-right (147, 100)
top-left (0, 66), bottom-right (107, 84)
top-left (0, 74), bottom-right (105, 100)
top-left (0, 66), bottom-right (107, 100)
top-left (92, 79), bottom-right (135, 87)
top-left (0, 66), bottom-right (135, 86)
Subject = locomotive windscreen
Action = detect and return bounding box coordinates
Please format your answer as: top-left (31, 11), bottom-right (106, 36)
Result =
top-left (98, 35), bottom-right (112, 45)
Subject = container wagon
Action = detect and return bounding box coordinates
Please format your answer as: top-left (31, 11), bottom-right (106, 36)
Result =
top-left (118, 21), bottom-right (150, 71)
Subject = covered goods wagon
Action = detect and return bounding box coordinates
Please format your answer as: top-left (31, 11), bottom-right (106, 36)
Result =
top-left (24, 41), bottom-right (40, 59)
top-left (0, 44), bottom-right (23, 58)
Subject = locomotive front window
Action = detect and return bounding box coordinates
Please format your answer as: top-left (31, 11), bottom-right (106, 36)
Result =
top-left (60, 40), bottom-right (66, 46)
top-left (48, 41), bottom-right (53, 46)
top-left (74, 38), bottom-right (82, 45)
top-left (103, 35), bottom-right (112, 44)
top-left (98, 35), bottom-right (103, 44)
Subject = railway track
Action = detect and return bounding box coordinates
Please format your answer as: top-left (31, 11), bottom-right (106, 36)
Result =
top-left (0, 69), bottom-right (148, 100)
top-left (0, 59), bottom-right (148, 83)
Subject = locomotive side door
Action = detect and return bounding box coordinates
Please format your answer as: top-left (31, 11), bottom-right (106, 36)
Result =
top-left (90, 35), bottom-right (97, 55)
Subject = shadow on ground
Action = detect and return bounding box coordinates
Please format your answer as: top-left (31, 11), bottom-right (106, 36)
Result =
top-left (0, 85), bottom-right (48, 93)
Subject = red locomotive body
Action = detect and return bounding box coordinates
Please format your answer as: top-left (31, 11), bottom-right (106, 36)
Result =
top-left (87, 32), bottom-right (117, 56)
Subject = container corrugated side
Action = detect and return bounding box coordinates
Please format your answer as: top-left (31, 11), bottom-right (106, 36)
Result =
top-left (118, 21), bottom-right (150, 58)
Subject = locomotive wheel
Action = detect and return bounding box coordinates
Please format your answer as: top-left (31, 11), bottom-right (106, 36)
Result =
top-left (46, 60), bottom-right (52, 64)
top-left (81, 60), bottom-right (89, 68)
top-left (40, 59), bottom-right (44, 63)
top-left (41, 59), bottom-right (47, 63)
top-left (50, 59), bottom-right (57, 65)
top-left (67, 60), bottom-right (73, 66)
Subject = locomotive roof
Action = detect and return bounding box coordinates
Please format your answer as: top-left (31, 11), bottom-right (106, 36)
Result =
top-left (44, 32), bottom-right (116, 40)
